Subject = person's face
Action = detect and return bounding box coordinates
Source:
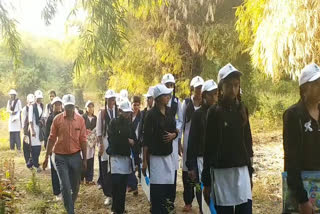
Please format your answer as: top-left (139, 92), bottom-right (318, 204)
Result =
top-left (49, 93), bottom-right (56, 101)
top-left (132, 102), bottom-right (140, 113)
top-left (204, 89), bottom-right (218, 106)
top-left (87, 104), bottom-right (94, 115)
top-left (165, 82), bottom-right (175, 89)
top-left (64, 105), bottom-right (75, 115)
top-left (147, 97), bottom-right (154, 108)
top-left (159, 94), bottom-right (171, 106)
top-left (107, 97), bottom-right (116, 109)
top-left (53, 102), bottom-right (62, 113)
top-left (10, 95), bottom-right (15, 100)
top-left (37, 98), bottom-right (43, 104)
top-left (222, 77), bottom-right (240, 100)
top-left (304, 78), bottom-right (320, 103)
top-left (194, 85), bottom-right (202, 97)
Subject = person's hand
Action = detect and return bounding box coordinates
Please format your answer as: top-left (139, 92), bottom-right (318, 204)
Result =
top-left (23, 135), bottom-right (29, 143)
top-left (178, 143), bottom-right (183, 156)
top-left (128, 139), bottom-right (134, 146)
top-left (82, 159), bottom-right (87, 172)
top-left (98, 144), bottom-right (104, 156)
top-left (163, 132), bottom-right (176, 143)
top-left (31, 129), bottom-right (36, 137)
top-left (142, 161), bottom-right (148, 176)
top-left (299, 201), bottom-right (314, 214)
top-left (203, 186), bottom-right (211, 206)
top-left (42, 156), bottom-right (49, 170)
top-left (188, 170), bottom-right (197, 181)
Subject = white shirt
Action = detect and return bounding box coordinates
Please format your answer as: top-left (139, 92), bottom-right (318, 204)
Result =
top-left (167, 97), bottom-right (183, 171)
top-left (96, 106), bottom-right (116, 162)
top-left (212, 166), bottom-right (252, 206)
top-left (6, 99), bottom-right (22, 132)
top-left (28, 103), bottom-right (43, 146)
top-left (110, 155), bottom-right (133, 174)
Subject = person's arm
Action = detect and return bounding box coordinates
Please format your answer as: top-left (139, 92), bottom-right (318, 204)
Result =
top-left (79, 118), bottom-right (87, 170)
top-left (43, 117), bottom-right (58, 169)
top-left (283, 109), bottom-right (308, 204)
top-left (186, 111), bottom-right (200, 172)
top-left (142, 112), bottom-right (153, 175)
top-left (176, 99), bottom-right (184, 137)
top-left (28, 105), bottom-right (36, 136)
top-left (96, 111), bottom-right (104, 156)
top-left (6, 101), bottom-right (11, 114)
top-left (45, 116), bottom-right (53, 144)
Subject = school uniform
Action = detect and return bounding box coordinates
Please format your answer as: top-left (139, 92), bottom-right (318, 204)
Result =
top-left (181, 96), bottom-right (202, 207)
top-left (7, 98), bottom-right (22, 150)
top-left (22, 105), bottom-right (32, 167)
top-left (144, 106), bottom-right (178, 214)
top-left (96, 106), bottom-right (117, 198)
top-left (202, 101), bottom-right (253, 213)
top-left (28, 102), bottom-right (44, 168)
top-left (107, 116), bottom-right (134, 214)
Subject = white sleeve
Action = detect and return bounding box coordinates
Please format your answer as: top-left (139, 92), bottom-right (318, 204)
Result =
top-left (176, 99), bottom-right (184, 136)
top-left (21, 107), bottom-right (26, 129)
top-left (28, 105), bottom-right (33, 123)
top-left (96, 110), bottom-right (102, 137)
top-left (17, 100), bottom-right (22, 112)
top-left (6, 101), bottom-right (11, 113)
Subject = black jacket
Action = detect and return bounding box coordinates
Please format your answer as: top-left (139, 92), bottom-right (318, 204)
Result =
top-left (143, 106), bottom-right (177, 156)
top-left (283, 100), bottom-right (320, 204)
top-left (83, 113), bottom-right (97, 131)
top-left (107, 116), bottom-right (134, 156)
top-left (186, 105), bottom-right (208, 171)
top-left (202, 101), bottom-right (253, 186)
top-left (45, 111), bottom-right (61, 143)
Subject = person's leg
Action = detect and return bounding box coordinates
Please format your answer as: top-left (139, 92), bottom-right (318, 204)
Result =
top-left (166, 184), bottom-right (175, 213)
top-left (14, 132), bottom-right (21, 151)
top-left (127, 171), bottom-right (138, 190)
top-left (55, 154), bottom-right (74, 214)
top-left (50, 157), bottom-right (61, 196)
top-left (235, 200), bottom-right (252, 214)
top-left (86, 158), bottom-right (94, 182)
top-left (151, 184), bottom-right (170, 214)
top-left (119, 174), bottom-right (129, 212)
top-left (97, 156), bottom-right (102, 185)
top-left (182, 171), bottom-right (195, 206)
top-left (101, 160), bottom-right (112, 197)
top-left (112, 174), bottom-right (129, 213)
top-left (68, 153), bottom-right (82, 203)
top-left (31, 146), bottom-right (41, 168)
top-left (23, 141), bottom-right (30, 164)
top-left (173, 170), bottom-right (177, 201)
top-left (215, 205), bottom-right (234, 214)
top-left (9, 132), bottom-right (14, 150)
top-left (195, 166), bottom-right (202, 213)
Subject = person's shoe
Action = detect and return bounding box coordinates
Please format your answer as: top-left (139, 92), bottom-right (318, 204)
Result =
top-left (36, 167), bottom-right (42, 173)
top-left (97, 184), bottom-right (102, 190)
top-left (183, 204), bottom-right (192, 212)
top-left (104, 197), bottom-right (112, 206)
top-left (55, 194), bottom-right (62, 201)
top-left (133, 189), bottom-right (138, 196)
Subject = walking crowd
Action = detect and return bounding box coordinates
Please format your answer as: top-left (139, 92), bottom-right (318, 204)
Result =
top-left (5, 62), bottom-right (320, 214)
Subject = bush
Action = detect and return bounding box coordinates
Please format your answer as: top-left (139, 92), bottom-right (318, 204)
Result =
top-left (0, 109), bottom-right (8, 122)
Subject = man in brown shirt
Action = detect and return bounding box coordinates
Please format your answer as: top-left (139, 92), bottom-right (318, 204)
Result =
top-left (43, 94), bottom-right (87, 214)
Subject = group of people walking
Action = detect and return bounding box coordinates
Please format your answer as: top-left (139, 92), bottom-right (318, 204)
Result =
top-left (5, 61), bottom-right (320, 214)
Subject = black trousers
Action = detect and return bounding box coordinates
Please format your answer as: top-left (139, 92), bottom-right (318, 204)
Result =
top-left (31, 145), bottom-right (41, 168)
top-left (101, 160), bottom-right (112, 197)
top-left (23, 141), bottom-right (32, 167)
top-left (215, 200), bottom-right (252, 214)
top-left (111, 174), bottom-right (129, 214)
top-left (51, 158), bottom-right (61, 196)
top-left (150, 184), bottom-right (175, 214)
top-left (81, 158), bottom-right (94, 182)
top-left (182, 171), bottom-right (202, 207)
top-left (9, 131), bottom-right (21, 150)
top-left (97, 156), bottom-right (102, 185)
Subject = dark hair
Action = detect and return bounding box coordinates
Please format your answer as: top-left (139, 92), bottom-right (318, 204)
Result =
top-left (218, 73), bottom-right (248, 126)
top-left (132, 96), bottom-right (141, 104)
top-left (49, 90), bottom-right (56, 96)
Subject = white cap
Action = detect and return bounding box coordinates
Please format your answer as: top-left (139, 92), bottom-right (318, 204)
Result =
top-left (201, 80), bottom-right (218, 93)
top-left (51, 97), bottom-right (62, 105)
top-left (105, 89), bottom-right (117, 99)
top-left (299, 63), bottom-right (320, 86)
top-left (153, 84), bottom-right (173, 98)
top-left (27, 94), bottom-right (35, 104)
top-left (85, 100), bottom-right (94, 108)
top-left (120, 89), bottom-right (128, 98)
top-left (8, 89), bottom-right (17, 95)
top-left (190, 76), bottom-right (204, 88)
top-left (62, 94), bottom-right (75, 106)
top-left (161, 74), bottom-right (176, 84)
top-left (144, 86), bottom-right (155, 98)
top-left (218, 63), bottom-right (242, 83)
top-left (34, 90), bottom-right (43, 99)
top-left (119, 99), bottom-right (133, 112)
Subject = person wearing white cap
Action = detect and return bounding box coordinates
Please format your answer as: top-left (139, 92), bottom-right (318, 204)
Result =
top-left (43, 90), bottom-right (57, 121)
top-left (28, 90), bottom-right (45, 172)
top-left (186, 79), bottom-right (218, 212)
top-left (202, 63), bottom-right (253, 213)
top-left (43, 94), bottom-right (87, 214)
top-left (96, 89), bottom-right (118, 206)
top-left (180, 76), bottom-right (204, 212)
top-left (44, 96), bottom-right (63, 200)
top-left (107, 99), bottom-right (135, 214)
top-left (283, 63), bottom-right (320, 214)
top-left (21, 93), bottom-right (34, 168)
top-left (161, 73), bottom-right (183, 202)
top-left (6, 89), bottom-right (22, 150)
top-left (142, 84), bottom-right (178, 213)
top-left (81, 100), bottom-right (97, 184)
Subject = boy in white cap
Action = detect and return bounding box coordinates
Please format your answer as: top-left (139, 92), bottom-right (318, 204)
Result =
top-left (22, 93), bottom-right (34, 167)
top-left (142, 84), bottom-right (178, 213)
top-left (181, 76), bottom-right (204, 212)
top-left (6, 89), bottom-right (22, 150)
top-left (283, 63), bottom-right (320, 214)
top-left (96, 89), bottom-right (118, 206)
top-left (29, 90), bottom-right (45, 172)
top-left (107, 99), bottom-right (135, 214)
top-left (43, 94), bottom-right (87, 214)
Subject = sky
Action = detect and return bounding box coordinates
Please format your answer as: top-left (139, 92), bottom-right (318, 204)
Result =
top-left (4, 0), bottom-right (78, 40)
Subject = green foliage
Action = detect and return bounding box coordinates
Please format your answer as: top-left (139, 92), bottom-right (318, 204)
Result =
top-left (26, 171), bottom-right (41, 194)
top-left (0, 109), bottom-right (9, 122)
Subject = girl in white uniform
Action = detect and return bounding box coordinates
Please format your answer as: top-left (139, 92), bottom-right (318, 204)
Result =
top-left (202, 64), bottom-right (254, 214)
top-left (181, 76), bottom-right (204, 212)
top-left (143, 84), bottom-right (178, 214)
top-left (7, 89), bottom-right (22, 151)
